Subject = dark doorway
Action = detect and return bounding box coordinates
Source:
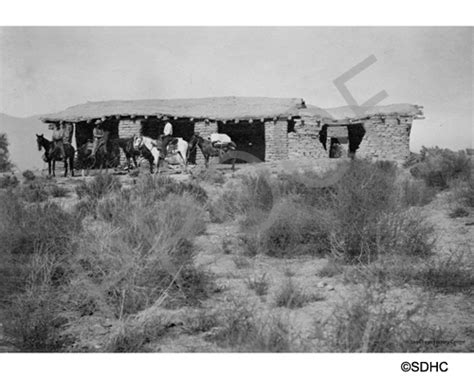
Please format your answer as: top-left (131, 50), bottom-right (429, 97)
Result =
top-left (141, 118), bottom-right (195, 142)
top-left (75, 118), bottom-right (119, 148)
top-left (74, 118), bottom-right (120, 168)
top-left (320, 123), bottom-right (365, 158)
top-left (217, 120), bottom-right (265, 162)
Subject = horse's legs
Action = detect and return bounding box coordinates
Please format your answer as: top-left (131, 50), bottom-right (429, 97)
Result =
top-left (52, 160), bottom-right (56, 177)
top-left (48, 161), bottom-right (52, 176)
top-left (64, 159), bottom-right (68, 177)
top-left (70, 155), bottom-right (75, 177)
top-left (156, 157), bottom-right (162, 174)
top-left (151, 148), bottom-right (161, 174)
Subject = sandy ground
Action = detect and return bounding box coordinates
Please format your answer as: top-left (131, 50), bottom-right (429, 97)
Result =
top-left (1, 162), bottom-right (473, 352)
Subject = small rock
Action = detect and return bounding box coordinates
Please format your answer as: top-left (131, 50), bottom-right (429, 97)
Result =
top-left (317, 282), bottom-right (326, 288)
top-left (326, 285), bottom-right (335, 291)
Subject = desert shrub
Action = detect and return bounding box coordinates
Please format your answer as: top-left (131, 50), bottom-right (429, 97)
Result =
top-left (274, 278), bottom-right (323, 308)
top-left (191, 166), bottom-right (225, 185)
top-left (410, 147), bottom-right (471, 189)
top-left (232, 255), bottom-right (251, 269)
top-left (276, 169), bottom-right (336, 208)
top-left (449, 206), bottom-right (469, 218)
top-left (133, 174), bottom-right (208, 205)
top-left (75, 173), bottom-right (121, 200)
top-left (375, 209), bottom-right (435, 258)
top-left (414, 253), bottom-right (474, 294)
top-left (2, 241), bottom-right (74, 351)
top-left (209, 301), bottom-right (296, 352)
top-left (330, 159), bottom-right (408, 263)
top-left (241, 172), bottom-right (275, 212)
top-left (450, 176), bottom-right (474, 208)
top-left (399, 177), bottom-right (436, 207)
top-left (22, 170), bottom-right (36, 181)
top-left (323, 286), bottom-right (447, 352)
top-left (181, 309), bottom-right (220, 335)
top-left (254, 198), bottom-right (331, 258)
top-left (4, 286), bottom-right (66, 351)
top-left (345, 250), bottom-right (472, 296)
top-left (318, 258), bottom-right (343, 278)
top-left (20, 182), bottom-right (48, 202)
top-left (73, 194), bottom-right (210, 316)
top-left (207, 171), bottom-right (280, 223)
top-left (0, 193), bottom-right (81, 301)
top-left (239, 233), bottom-right (260, 257)
top-left (0, 174), bottom-right (19, 189)
top-left (106, 306), bottom-right (168, 352)
top-left (246, 273), bottom-right (269, 296)
top-left (221, 236), bottom-right (234, 255)
top-left (48, 184), bottom-right (70, 198)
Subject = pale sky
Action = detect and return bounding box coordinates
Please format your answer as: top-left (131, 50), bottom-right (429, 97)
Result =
top-left (0, 27), bottom-right (472, 151)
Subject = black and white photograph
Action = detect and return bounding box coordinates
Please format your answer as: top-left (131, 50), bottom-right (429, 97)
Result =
top-left (0, 1), bottom-right (472, 376)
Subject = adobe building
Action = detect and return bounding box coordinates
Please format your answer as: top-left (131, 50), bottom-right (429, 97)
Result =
top-left (40, 96), bottom-right (424, 165)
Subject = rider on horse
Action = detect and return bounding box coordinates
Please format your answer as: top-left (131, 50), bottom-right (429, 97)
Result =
top-left (91, 120), bottom-right (109, 158)
top-left (50, 122), bottom-right (68, 160)
top-left (161, 120), bottom-right (174, 152)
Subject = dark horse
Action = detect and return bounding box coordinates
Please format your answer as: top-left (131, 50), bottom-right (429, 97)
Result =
top-left (117, 137), bottom-right (140, 170)
top-left (188, 134), bottom-right (236, 170)
top-left (77, 137), bottom-right (144, 175)
top-left (78, 138), bottom-right (120, 174)
top-left (36, 134), bottom-right (75, 177)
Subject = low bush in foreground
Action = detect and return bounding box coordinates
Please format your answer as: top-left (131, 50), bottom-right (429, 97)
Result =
top-left (191, 166), bottom-right (225, 185)
top-left (0, 174), bottom-right (19, 189)
top-left (75, 173), bottom-right (122, 200)
top-left (274, 278), bottom-right (324, 308)
top-left (322, 286), bottom-right (448, 352)
top-left (73, 193), bottom-right (210, 317)
top-left (246, 273), bottom-right (269, 297)
top-left (209, 301), bottom-right (297, 352)
top-left (20, 182), bottom-right (49, 202)
top-left (243, 197), bottom-right (332, 258)
top-left (22, 170), bottom-right (36, 181)
top-left (451, 176), bottom-right (474, 208)
top-left (344, 251), bottom-right (473, 295)
top-left (399, 177), bottom-right (437, 207)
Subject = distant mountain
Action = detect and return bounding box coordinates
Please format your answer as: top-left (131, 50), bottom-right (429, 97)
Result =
top-left (0, 113), bottom-right (50, 171)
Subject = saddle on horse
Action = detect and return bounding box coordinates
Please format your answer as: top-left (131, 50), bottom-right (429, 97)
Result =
top-left (210, 133), bottom-right (236, 150)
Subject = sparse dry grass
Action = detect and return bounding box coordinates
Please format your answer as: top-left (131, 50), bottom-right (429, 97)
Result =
top-left (208, 300), bottom-right (298, 352)
top-left (246, 273), bottom-right (269, 297)
top-left (1, 150), bottom-right (471, 352)
top-left (274, 277), bottom-right (324, 309)
top-left (321, 285), bottom-right (449, 352)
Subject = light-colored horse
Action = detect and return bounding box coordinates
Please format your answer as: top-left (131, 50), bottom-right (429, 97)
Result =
top-left (133, 135), bottom-right (188, 172)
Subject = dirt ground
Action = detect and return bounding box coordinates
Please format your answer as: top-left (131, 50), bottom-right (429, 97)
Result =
top-left (1, 161), bottom-right (473, 352)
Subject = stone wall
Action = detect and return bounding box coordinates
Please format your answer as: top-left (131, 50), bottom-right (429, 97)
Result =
top-left (193, 120), bottom-right (218, 165)
top-left (264, 119), bottom-right (288, 162)
top-left (288, 116), bottom-right (328, 159)
top-left (289, 115), bottom-right (413, 162)
top-left (115, 114), bottom-right (414, 166)
top-left (118, 119), bottom-right (142, 164)
top-left (357, 116), bottom-right (413, 162)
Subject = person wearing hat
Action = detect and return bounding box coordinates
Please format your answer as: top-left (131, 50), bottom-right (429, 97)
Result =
top-left (50, 123), bottom-right (65, 160)
top-left (91, 120), bottom-right (106, 157)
